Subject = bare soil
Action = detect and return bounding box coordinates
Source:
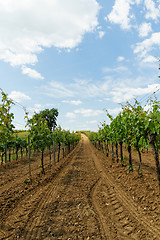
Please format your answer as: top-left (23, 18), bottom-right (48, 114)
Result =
top-left (0, 134), bottom-right (160, 239)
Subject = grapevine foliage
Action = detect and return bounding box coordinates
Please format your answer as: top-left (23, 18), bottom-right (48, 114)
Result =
top-left (88, 98), bottom-right (160, 187)
top-left (0, 88), bottom-right (15, 144)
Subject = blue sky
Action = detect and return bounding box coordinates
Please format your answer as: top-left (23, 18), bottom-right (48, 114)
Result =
top-left (0, 0), bottom-right (160, 131)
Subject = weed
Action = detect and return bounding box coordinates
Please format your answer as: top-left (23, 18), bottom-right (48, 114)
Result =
top-left (127, 163), bottom-right (134, 172)
top-left (24, 179), bottom-right (28, 184)
top-left (121, 155), bottom-right (126, 166)
top-left (24, 178), bottom-right (31, 185)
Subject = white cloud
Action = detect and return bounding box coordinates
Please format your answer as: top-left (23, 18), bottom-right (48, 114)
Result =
top-left (62, 100), bottom-right (82, 105)
top-left (104, 97), bottom-right (110, 101)
top-left (0, 51), bottom-right (38, 67)
top-left (107, 0), bottom-right (135, 30)
top-left (107, 0), bottom-right (160, 30)
top-left (134, 32), bottom-right (160, 59)
top-left (43, 81), bottom-right (74, 98)
top-left (0, 0), bottom-right (100, 67)
top-left (43, 78), bottom-right (110, 99)
top-left (28, 103), bottom-right (42, 113)
top-left (68, 119), bottom-right (76, 123)
top-left (22, 66), bottom-right (44, 80)
top-left (107, 107), bottom-right (122, 115)
top-left (9, 91), bottom-right (31, 102)
top-left (42, 76), bottom-right (125, 101)
top-left (117, 56), bottom-right (125, 62)
top-left (142, 55), bottom-right (157, 63)
top-left (73, 78), bottom-right (110, 98)
top-left (144, 0), bottom-right (160, 21)
top-left (34, 104), bottom-right (42, 109)
top-left (66, 112), bottom-right (77, 119)
top-left (87, 120), bottom-right (98, 124)
top-left (111, 84), bottom-right (160, 103)
top-left (74, 108), bottom-right (104, 117)
top-left (42, 69), bottom-right (159, 104)
top-left (98, 31), bottom-right (105, 39)
top-left (138, 22), bottom-right (152, 37)
top-left (135, 0), bottom-right (142, 4)
top-left (103, 66), bottom-right (129, 73)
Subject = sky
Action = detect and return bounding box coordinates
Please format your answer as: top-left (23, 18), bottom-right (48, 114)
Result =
top-left (0, 0), bottom-right (160, 131)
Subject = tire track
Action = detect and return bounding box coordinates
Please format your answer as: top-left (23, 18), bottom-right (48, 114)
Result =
top-left (0, 142), bottom-right (82, 240)
top-left (23, 146), bottom-right (83, 240)
top-left (88, 136), bottom-right (160, 239)
top-left (2, 134), bottom-right (159, 239)
top-left (22, 136), bottom-right (102, 239)
top-left (92, 181), bottom-right (145, 239)
top-left (0, 149), bottom-right (62, 195)
top-left (87, 178), bottom-right (110, 240)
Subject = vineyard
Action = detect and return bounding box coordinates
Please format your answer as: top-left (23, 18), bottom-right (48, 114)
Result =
top-left (0, 89), bottom-right (80, 175)
top-left (0, 89), bottom-right (160, 239)
top-left (87, 98), bottom-right (160, 188)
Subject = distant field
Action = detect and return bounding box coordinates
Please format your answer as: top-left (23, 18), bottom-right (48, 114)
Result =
top-left (13, 131), bottom-right (29, 139)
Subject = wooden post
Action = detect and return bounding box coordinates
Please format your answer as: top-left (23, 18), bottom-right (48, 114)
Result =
top-left (53, 124), bottom-right (56, 165)
top-left (49, 146), bottom-right (51, 167)
top-left (9, 147), bottom-right (11, 162)
top-left (5, 144), bottom-right (7, 163)
top-left (28, 135), bottom-right (31, 179)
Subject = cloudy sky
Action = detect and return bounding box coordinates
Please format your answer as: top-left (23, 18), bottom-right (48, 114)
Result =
top-left (0, 0), bottom-right (160, 131)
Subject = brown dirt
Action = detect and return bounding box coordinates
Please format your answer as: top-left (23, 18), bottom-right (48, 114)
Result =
top-left (0, 134), bottom-right (160, 239)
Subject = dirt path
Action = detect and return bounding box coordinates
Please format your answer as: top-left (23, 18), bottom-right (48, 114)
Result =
top-left (88, 140), bottom-right (160, 239)
top-left (0, 134), bottom-right (160, 239)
